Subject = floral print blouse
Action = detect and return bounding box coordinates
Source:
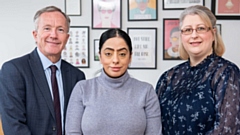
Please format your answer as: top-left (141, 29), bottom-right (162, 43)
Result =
top-left (155, 53), bottom-right (240, 135)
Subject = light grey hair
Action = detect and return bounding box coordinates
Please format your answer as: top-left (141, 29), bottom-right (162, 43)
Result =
top-left (33, 6), bottom-right (70, 32)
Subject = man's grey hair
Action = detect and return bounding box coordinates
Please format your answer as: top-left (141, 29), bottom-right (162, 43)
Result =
top-left (33, 6), bottom-right (70, 32)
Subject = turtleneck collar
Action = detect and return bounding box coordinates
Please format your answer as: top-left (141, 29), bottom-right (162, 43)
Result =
top-left (97, 69), bottom-right (130, 90)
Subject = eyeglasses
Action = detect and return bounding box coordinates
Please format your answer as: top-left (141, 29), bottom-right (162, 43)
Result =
top-left (100, 10), bottom-right (113, 14)
top-left (171, 37), bottom-right (179, 41)
top-left (181, 26), bottom-right (211, 35)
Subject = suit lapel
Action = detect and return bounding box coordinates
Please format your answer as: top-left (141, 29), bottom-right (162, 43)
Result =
top-left (61, 62), bottom-right (71, 113)
top-left (28, 49), bottom-right (55, 119)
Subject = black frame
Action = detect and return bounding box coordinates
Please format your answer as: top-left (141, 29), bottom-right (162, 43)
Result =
top-left (127, 0), bottom-right (158, 21)
top-left (127, 28), bottom-right (157, 69)
top-left (65, 0), bottom-right (81, 16)
top-left (92, 0), bottom-right (122, 29)
top-left (62, 26), bottom-right (90, 68)
top-left (211, 0), bottom-right (240, 20)
top-left (216, 24), bottom-right (222, 35)
top-left (163, 18), bottom-right (182, 60)
top-left (94, 39), bottom-right (100, 61)
top-left (163, 0), bottom-right (204, 10)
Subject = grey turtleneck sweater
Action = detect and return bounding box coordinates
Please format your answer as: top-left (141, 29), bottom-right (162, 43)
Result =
top-left (65, 70), bottom-right (162, 135)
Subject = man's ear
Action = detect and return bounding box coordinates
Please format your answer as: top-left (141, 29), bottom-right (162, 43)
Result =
top-left (32, 30), bottom-right (38, 44)
top-left (32, 30), bottom-right (37, 40)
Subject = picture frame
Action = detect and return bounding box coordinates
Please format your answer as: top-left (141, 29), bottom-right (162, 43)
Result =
top-left (216, 24), bottom-right (222, 35)
top-left (127, 28), bottom-right (157, 69)
top-left (211, 0), bottom-right (240, 20)
top-left (163, 0), bottom-right (204, 10)
top-left (65, 0), bottom-right (81, 16)
top-left (128, 0), bottom-right (158, 21)
top-left (163, 18), bottom-right (182, 60)
top-left (92, 0), bottom-right (122, 29)
top-left (62, 26), bottom-right (90, 68)
top-left (94, 39), bottom-right (100, 61)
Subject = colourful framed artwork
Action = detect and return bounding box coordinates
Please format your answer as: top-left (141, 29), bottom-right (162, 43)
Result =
top-left (128, 0), bottom-right (158, 21)
top-left (211, 0), bottom-right (240, 20)
top-left (62, 26), bottom-right (90, 68)
top-left (163, 18), bottom-right (182, 60)
top-left (92, 0), bottom-right (122, 29)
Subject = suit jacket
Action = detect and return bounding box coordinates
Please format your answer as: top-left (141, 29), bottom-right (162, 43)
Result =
top-left (0, 48), bottom-right (85, 135)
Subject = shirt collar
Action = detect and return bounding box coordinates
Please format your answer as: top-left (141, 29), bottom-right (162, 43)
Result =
top-left (37, 48), bottom-right (61, 71)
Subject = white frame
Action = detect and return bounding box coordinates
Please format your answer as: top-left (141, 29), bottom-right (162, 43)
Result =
top-left (127, 28), bottom-right (157, 69)
top-left (62, 26), bottom-right (89, 68)
top-left (163, 0), bottom-right (204, 10)
top-left (65, 0), bottom-right (81, 16)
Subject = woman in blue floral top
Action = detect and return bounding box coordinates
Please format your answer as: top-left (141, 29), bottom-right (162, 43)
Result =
top-left (155, 5), bottom-right (240, 135)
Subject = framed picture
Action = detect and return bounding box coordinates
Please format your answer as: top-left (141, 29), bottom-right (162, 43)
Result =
top-left (128, 0), bottom-right (158, 21)
top-left (127, 28), bottom-right (157, 69)
top-left (216, 24), bottom-right (222, 35)
top-left (163, 0), bottom-right (204, 10)
top-left (163, 18), bottom-right (182, 60)
top-left (92, 0), bottom-right (122, 29)
top-left (211, 0), bottom-right (240, 20)
top-left (94, 39), bottom-right (100, 61)
top-left (62, 26), bottom-right (90, 68)
top-left (65, 0), bottom-right (81, 16)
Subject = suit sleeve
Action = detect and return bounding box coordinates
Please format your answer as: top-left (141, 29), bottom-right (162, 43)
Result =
top-left (0, 62), bottom-right (31, 135)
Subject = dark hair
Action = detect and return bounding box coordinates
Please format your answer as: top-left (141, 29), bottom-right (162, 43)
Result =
top-left (33, 6), bottom-right (70, 32)
top-left (99, 29), bottom-right (132, 54)
top-left (170, 27), bottom-right (180, 36)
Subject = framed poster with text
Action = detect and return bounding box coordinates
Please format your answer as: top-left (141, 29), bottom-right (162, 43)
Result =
top-left (127, 28), bottom-right (157, 69)
top-left (163, 0), bottom-right (204, 10)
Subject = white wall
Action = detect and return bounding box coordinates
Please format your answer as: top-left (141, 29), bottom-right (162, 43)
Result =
top-left (0, 0), bottom-right (239, 87)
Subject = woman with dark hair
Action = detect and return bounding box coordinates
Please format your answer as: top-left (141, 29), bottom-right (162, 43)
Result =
top-left (66, 28), bottom-right (162, 135)
top-left (164, 26), bottom-right (181, 59)
top-left (156, 5), bottom-right (240, 135)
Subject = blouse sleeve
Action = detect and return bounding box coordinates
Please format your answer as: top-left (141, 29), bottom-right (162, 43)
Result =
top-left (65, 82), bottom-right (84, 135)
top-left (207, 65), bottom-right (240, 135)
top-left (155, 71), bottom-right (169, 100)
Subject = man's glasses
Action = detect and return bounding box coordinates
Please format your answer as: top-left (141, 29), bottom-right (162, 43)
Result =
top-left (181, 26), bottom-right (211, 35)
top-left (100, 10), bottom-right (113, 14)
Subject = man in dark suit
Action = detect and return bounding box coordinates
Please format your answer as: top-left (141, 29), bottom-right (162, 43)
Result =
top-left (0, 6), bottom-right (85, 135)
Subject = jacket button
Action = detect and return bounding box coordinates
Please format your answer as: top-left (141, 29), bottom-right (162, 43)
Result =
top-left (52, 126), bottom-right (56, 131)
